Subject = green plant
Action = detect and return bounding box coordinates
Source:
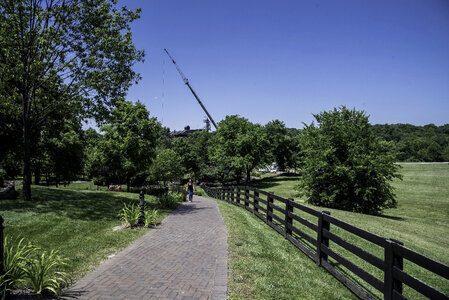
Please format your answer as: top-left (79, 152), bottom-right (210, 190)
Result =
top-left (0, 271), bottom-right (12, 299)
top-left (24, 250), bottom-right (69, 296)
top-left (144, 209), bottom-right (159, 227)
top-left (156, 191), bottom-right (182, 208)
top-left (2, 237), bottom-right (37, 290)
top-left (0, 169), bottom-right (6, 187)
top-left (118, 202), bottom-right (140, 228)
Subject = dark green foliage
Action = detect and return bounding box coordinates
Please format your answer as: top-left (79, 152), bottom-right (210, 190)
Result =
top-left (265, 120), bottom-right (301, 171)
top-left (85, 100), bottom-right (162, 190)
top-left (371, 123), bottom-right (449, 162)
top-left (210, 115), bottom-right (268, 183)
top-left (0, 0), bottom-right (144, 200)
top-left (298, 106), bottom-right (402, 214)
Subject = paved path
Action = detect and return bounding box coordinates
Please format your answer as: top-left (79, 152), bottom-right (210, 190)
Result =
top-left (63, 196), bottom-right (228, 300)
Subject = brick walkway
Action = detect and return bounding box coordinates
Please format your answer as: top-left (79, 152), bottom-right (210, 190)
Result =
top-left (63, 196), bottom-right (228, 300)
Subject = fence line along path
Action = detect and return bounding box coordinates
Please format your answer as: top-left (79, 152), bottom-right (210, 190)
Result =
top-left (63, 196), bottom-right (228, 300)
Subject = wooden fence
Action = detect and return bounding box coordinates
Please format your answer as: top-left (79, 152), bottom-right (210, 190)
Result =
top-left (201, 184), bottom-right (449, 300)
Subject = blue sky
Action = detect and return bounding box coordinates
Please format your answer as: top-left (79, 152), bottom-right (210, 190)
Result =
top-left (118, 0), bottom-right (449, 131)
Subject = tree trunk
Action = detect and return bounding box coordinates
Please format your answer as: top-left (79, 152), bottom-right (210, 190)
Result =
top-left (22, 119), bottom-right (32, 201)
top-left (34, 165), bottom-right (40, 185)
top-left (246, 169), bottom-right (251, 184)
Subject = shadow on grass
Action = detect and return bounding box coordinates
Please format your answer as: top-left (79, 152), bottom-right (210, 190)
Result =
top-left (0, 186), bottom-right (166, 222)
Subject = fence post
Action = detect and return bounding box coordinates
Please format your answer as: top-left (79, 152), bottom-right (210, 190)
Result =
top-left (285, 198), bottom-right (294, 237)
top-left (0, 215), bottom-right (4, 279)
top-left (236, 186), bottom-right (240, 205)
top-left (245, 187), bottom-right (250, 209)
top-left (317, 211), bottom-right (331, 266)
top-left (384, 239), bottom-right (404, 300)
top-left (254, 190), bottom-right (259, 213)
top-left (267, 192), bottom-right (274, 224)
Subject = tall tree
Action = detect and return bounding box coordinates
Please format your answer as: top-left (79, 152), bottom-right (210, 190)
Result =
top-left (265, 120), bottom-right (299, 171)
top-left (85, 100), bottom-right (161, 191)
top-left (297, 106), bottom-right (402, 214)
top-left (210, 115), bottom-right (268, 183)
top-left (0, 0), bottom-right (144, 200)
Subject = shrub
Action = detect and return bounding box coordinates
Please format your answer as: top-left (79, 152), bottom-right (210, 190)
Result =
top-left (118, 202), bottom-right (140, 227)
top-left (156, 191), bottom-right (182, 208)
top-left (24, 250), bottom-right (69, 296)
top-left (297, 106), bottom-right (402, 214)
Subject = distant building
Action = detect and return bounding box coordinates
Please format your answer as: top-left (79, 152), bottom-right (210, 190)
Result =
top-left (171, 125), bottom-right (203, 138)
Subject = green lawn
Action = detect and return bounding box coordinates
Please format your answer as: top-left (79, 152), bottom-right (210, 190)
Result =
top-left (0, 186), bottom-right (175, 283)
top-left (246, 164), bottom-right (449, 299)
top-left (217, 200), bottom-right (357, 300)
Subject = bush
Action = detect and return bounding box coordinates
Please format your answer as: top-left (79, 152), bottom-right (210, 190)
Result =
top-left (297, 106), bottom-right (402, 214)
top-left (156, 191), bottom-right (182, 208)
top-left (118, 202), bottom-right (140, 227)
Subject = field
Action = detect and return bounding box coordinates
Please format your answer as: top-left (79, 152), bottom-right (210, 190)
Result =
top-left (0, 186), bottom-right (175, 283)
top-left (220, 164), bottom-right (449, 299)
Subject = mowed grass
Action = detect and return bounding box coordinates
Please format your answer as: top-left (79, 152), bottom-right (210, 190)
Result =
top-left (248, 164), bottom-right (449, 298)
top-left (0, 185), bottom-right (175, 283)
top-left (217, 200), bottom-right (357, 300)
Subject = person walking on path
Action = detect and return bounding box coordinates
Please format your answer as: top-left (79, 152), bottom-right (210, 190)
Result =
top-left (186, 179), bottom-right (194, 202)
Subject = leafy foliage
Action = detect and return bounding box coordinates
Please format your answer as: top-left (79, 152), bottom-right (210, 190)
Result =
top-left (297, 106), bottom-right (402, 214)
top-left (24, 250), bottom-right (69, 296)
top-left (118, 202), bottom-right (141, 228)
top-left (2, 237), bottom-right (37, 291)
top-left (156, 191), bottom-right (183, 208)
top-left (2, 236), bottom-right (70, 297)
top-left (210, 115), bottom-right (269, 183)
top-left (371, 123), bottom-right (449, 162)
top-left (85, 99), bottom-right (162, 189)
top-left (144, 209), bottom-right (159, 227)
top-left (264, 120), bottom-right (301, 171)
top-left (0, 0), bottom-right (144, 200)
top-left (148, 149), bottom-right (184, 185)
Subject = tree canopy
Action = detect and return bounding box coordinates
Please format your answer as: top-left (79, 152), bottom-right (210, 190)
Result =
top-left (0, 0), bottom-right (144, 200)
top-left (297, 106), bottom-right (402, 214)
top-left (210, 115), bottom-right (268, 183)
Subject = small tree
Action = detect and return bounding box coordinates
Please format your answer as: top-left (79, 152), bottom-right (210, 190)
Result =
top-left (210, 115), bottom-right (268, 183)
top-left (148, 148), bottom-right (184, 186)
top-left (297, 106), bottom-right (402, 214)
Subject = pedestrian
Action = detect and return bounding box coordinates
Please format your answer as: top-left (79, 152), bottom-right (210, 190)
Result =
top-left (186, 179), bottom-right (194, 202)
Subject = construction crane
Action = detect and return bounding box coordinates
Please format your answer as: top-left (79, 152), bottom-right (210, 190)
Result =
top-left (164, 48), bottom-right (218, 129)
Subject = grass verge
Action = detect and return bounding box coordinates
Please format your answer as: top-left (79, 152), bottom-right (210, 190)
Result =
top-left (216, 199), bottom-right (357, 300)
top-left (249, 164), bottom-right (449, 298)
top-left (0, 185), bottom-right (176, 285)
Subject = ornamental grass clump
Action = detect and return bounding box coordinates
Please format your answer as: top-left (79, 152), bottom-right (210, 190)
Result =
top-left (24, 250), bottom-right (69, 297)
top-left (118, 202), bottom-right (140, 228)
top-left (1, 237), bottom-right (70, 297)
top-left (144, 209), bottom-right (159, 227)
top-left (2, 237), bottom-right (37, 293)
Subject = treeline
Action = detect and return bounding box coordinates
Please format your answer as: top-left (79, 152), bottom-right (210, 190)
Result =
top-left (371, 123), bottom-right (449, 162)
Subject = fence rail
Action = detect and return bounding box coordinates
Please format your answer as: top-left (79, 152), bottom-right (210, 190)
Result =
top-left (201, 184), bottom-right (449, 300)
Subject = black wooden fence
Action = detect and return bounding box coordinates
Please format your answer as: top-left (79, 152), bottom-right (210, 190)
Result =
top-left (201, 184), bottom-right (449, 300)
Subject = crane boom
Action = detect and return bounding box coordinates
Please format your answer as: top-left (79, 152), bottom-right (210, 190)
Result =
top-left (164, 48), bottom-right (218, 129)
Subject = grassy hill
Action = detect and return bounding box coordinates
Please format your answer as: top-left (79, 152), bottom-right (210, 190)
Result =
top-left (219, 164), bottom-right (448, 299)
